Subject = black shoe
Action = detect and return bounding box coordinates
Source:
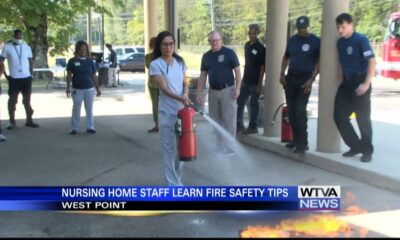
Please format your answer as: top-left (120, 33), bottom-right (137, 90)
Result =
top-left (302, 145), bottom-right (310, 151)
top-left (361, 154), bottom-right (372, 163)
top-left (70, 130), bottom-right (77, 135)
top-left (25, 121), bottom-right (40, 128)
top-left (293, 148), bottom-right (306, 154)
top-left (237, 124), bottom-right (245, 134)
top-left (285, 142), bottom-right (296, 150)
top-left (6, 123), bottom-right (16, 130)
top-left (86, 129), bottom-right (96, 134)
top-left (342, 149), bottom-right (362, 157)
top-left (244, 127), bottom-right (259, 134)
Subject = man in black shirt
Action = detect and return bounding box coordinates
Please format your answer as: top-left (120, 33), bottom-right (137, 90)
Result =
top-left (106, 44), bottom-right (117, 87)
top-left (237, 24), bottom-right (266, 134)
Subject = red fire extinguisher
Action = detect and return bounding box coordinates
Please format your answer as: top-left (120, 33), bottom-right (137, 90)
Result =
top-left (176, 107), bottom-right (197, 161)
top-left (271, 103), bottom-right (293, 143)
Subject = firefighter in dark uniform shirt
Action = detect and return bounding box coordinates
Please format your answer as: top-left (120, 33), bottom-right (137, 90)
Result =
top-left (334, 13), bottom-right (376, 163)
top-left (279, 16), bottom-right (320, 154)
top-left (237, 24), bottom-right (266, 134)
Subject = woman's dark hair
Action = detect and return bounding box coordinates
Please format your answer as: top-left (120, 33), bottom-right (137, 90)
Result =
top-left (149, 37), bottom-right (157, 50)
top-left (74, 40), bottom-right (91, 58)
top-left (336, 13), bottom-right (353, 25)
top-left (152, 31), bottom-right (184, 65)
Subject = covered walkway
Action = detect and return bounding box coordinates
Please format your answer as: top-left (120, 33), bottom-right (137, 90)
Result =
top-left (0, 76), bottom-right (399, 237)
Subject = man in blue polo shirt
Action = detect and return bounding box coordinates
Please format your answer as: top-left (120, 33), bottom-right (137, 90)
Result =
top-left (196, 31), bottom-right (241, 157)
top-left (279, 16), bottom-right (320, 154)
top-left (334, 13), bottom-right (376, 163)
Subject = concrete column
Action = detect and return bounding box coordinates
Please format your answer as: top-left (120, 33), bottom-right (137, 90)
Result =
top-left (263, 0), bottom-right (289, 137)
top-left (144, 0), bottom-right (158, 99)
top-left (144, 0), bottom-right (158, 54)
top-left (164, 0), bottom-right (178, 40)
top-left (317, 0), bottom-right (349, 153)
top-left (87, 7), bottom-right (92, 52)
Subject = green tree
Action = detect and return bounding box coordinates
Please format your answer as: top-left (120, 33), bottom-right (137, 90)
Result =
top-left (289, 0), bottom-right (323, 37)
top-left (178, 0), bottom-right (211, 45)
top-left (125, 0), bottom-right (165, 46)
top-left (350, 0), bottom-right (398, 42)
top-left (104, 0), bottom-right (140, 45)
top-left (127, 4), bottom-right (145, 45)
top-left (0, 0), bottom-right (123, 69)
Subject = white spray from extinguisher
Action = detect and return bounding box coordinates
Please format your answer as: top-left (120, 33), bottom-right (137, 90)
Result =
top-left (191, 104), bottom-right (248, 160)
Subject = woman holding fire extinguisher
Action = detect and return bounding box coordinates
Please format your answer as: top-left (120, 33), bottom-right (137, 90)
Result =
top-left (149, 31), bottom-right (192, 186)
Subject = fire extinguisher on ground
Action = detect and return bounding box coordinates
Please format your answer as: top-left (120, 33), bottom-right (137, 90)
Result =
top-left (271, 103), bottom-right (293, 143)
top-left (176, 106), bottom-right (197, 161)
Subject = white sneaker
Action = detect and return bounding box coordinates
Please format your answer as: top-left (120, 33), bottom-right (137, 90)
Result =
top-left (0, 134), bottom-right (6, 142)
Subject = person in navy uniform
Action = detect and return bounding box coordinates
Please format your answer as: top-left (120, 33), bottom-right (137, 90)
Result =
top-left (334, 13), bottom-right (376, 163)
top-left (196, 31), bottom-right (241, 157)
top-left (237, 24), bottom-right (266, 135)
top-left (279, 16), bottom-right (320, 154)
top-left (66, 40), bottom-right (101, 134)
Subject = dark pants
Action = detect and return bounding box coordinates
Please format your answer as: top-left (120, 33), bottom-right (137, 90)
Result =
top-left (0, 87), bottom-right (2, 133)
top-left (148, 85), bottom-right (159, 125)
top-left (237, 84), bottom-right (260, 129)
top-left (334, 75), bottom-right (373, 155)
top-left (284, 73), bottom-right (311, 150)
top-left (8, 77), bottom-right (34, 123)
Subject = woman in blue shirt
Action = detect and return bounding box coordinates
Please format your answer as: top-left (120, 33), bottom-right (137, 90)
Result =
top-left (150, 31), bottom-right (191, 186)
top-left (66, 40), bottom-right (101, 134)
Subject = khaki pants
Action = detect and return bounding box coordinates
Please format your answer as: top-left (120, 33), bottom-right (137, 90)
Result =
top-left (108, 67), bottom-right (117, 86)
top-left (208, 85), bottom-right (237, 149)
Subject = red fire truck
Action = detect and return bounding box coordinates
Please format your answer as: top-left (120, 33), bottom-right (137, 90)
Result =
top-left (381, 11), bottom-right (400, 80)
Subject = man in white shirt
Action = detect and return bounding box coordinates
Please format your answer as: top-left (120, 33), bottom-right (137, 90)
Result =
top-left (0, 29), bottom-right (39, 129)
top-left (0, 83), bottom-right (5, 141)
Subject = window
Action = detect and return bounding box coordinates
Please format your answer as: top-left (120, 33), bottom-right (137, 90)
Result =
top-left (388, 18), bottom-right (400, 39)
top-left (133, 54), bottom-right (143, 60)
top-left (115, 49), bottom-right (123, 56)
top-left (125, 48), bottom-right (134, 54)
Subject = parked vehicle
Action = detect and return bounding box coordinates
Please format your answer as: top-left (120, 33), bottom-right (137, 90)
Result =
top-left (114, 46), bottom-right (144, 59)
top-left (381, 11), bottom-right (400, 80)
top-left (117, 52), bottom-right (145, 72)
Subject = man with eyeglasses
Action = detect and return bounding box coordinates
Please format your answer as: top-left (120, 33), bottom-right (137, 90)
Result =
top-left (196, 31), bottom-right (241, 157)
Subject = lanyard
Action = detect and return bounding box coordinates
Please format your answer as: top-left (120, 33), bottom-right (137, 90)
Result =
top-left (13, 44), bottom-right (23, 67)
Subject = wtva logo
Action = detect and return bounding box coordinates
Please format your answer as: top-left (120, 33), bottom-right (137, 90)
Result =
top-left (298, 186), bottom-right (341, 198)
top-left (298, 186), bottom-right (341, 210)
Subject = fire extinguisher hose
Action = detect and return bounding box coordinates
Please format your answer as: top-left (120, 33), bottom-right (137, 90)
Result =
top-left (271, 103), bottom-right (286, 126)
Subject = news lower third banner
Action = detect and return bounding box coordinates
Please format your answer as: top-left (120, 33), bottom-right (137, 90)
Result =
top-left (0, 186), bottom-right (341, 211)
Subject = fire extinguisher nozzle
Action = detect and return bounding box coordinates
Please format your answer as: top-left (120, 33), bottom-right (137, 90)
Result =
top-left (191, 104), bottom-right (204, 115)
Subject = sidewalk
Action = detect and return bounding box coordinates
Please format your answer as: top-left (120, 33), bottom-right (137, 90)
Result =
top-left (1, 73), bottom-right (399, 195)
top-left (239, 76), bottom-right (400, 194)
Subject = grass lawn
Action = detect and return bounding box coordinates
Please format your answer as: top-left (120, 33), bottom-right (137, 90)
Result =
top-left (179, 49), bottom-right (245, 70)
